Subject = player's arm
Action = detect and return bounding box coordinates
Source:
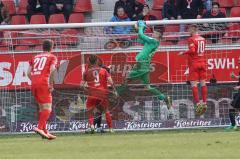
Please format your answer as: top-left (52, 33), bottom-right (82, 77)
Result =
top-left (27, 65), bottom-right (32, 80)
top-left (107, 76), bottom-right (118, 96)
top-left (178, 39), bottom-right (196, 56)
top-left (136, 21), bottom-right (155, 43)
top-left (49, 64), bottom-right (56, 92)
top-left (80, 72), bottom-right (88, 89)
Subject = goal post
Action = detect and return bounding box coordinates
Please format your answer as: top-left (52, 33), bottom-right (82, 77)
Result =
top-left (0, 17), bottom-right (240, 133)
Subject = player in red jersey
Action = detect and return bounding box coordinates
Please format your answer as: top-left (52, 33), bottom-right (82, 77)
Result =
top-left (178, 25), bottom-right (208, 115)
top-left (27, 40), bottom-right (57, 140)
top-left (81, 55), bottom-right (117, 133)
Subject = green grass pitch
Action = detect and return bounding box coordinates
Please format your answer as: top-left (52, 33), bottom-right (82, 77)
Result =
top-left (0, 129), bottom-right (239, 159)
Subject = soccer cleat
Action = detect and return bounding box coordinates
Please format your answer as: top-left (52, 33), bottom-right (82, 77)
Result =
top-left (109, 128), bottom-right (114, 133)
top-left (85, 125), bottom-right (95, 134)
top-left (96, 127), bottom-right (105, 133)
top-left (34, 128), bottom-right (49, 139)
top-left (45, 131), bottom-right (57, 140)
top-left (201, 103), bottom-right (207, 115)
top-left (195, 103), bottom-right (202, 115)
top-left (225, 125), bottom-right (238, 131)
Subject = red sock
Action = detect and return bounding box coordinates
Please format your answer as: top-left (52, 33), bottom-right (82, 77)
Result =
top-left (105, 111), bottom-right (113, 129)
top-left (88, 114), bottom-right (94, 126)
top-left (41, 109), bottom-right (51, 131)
top-left (37, 111), bottom-right (43, 130)
top-left (191, 86), bottom-right (200, 104)
top-left (201, 85), bottom-right (208, 103)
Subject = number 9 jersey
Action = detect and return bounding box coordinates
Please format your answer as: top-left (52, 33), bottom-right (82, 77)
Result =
top-left (29, 53), bottom-right (57, 86)
top-left (187, 34), bottom-right (207, 81)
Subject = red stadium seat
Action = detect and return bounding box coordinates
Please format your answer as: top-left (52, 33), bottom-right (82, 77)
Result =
top-left (30, 15), bottom-right (46, 24)
top-left (152, 0), bottom-right (165, 10)
top-left (217, 0), bottom-right (234, 8)
top-left (17, 0), bottom-right (28, 14)
top-left (228, 23), bottom-right (240, 37)
top-left (2, 0), bottom-right (16, 15)
top-left (74, 0), bottom-right (92, 12)
top-left (177, 40), bottom-right (188, 45)
top-left (11, 15), bottom-right (27, 25)
top-left (68, 13), bottom-right (85, 23)
top-left (161, 41), bottom-right (173, 46)
top-left (15, 45), bottom-right (30, 51)
top-left (0, 46), bottom-right (8, 51)
top-left (230, 7), bottom-right (240, 17)
top-left (49, 14), bottom-right (65, 24)
top-left (218, 38), bottom-right (232, 44)
top-left (237, 0), bottom-right (240, 6)
top-left (34, 45), bottom-right (42, 51)
top-left (137, 0), bottom-right (145, 4)
top-left (164, 25), bottom-right (179, 32)
top-left (149, 10), bottom-right (162, 20)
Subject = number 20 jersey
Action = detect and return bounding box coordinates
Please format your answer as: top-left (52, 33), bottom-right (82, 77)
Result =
top-left (30, 53), bottom-right (57, 86)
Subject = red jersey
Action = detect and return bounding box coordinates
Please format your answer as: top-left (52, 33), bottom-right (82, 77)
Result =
top-left (186, 34), bottom-right (206, 66)
top-left (30, 53), bottom-right (57, 86)
top-left (83, 65), bottom-right (110, 90)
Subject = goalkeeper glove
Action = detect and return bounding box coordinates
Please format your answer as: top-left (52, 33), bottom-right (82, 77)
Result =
top-left (138, 20), bottom-right (146, 28)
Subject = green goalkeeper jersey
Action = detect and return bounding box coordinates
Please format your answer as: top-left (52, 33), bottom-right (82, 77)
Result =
top-left (136, 26), bottom-right (160, 63)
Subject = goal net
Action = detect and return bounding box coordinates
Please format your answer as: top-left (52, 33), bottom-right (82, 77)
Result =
top-left (0, 18), bottom-right (240, 133)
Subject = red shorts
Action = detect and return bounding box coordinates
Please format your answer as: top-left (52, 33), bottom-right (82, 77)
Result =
top-left (188, 62), bottom-right (207, 81)
top-left (31, 85), bottom-right (52, 104)
top-left (86, 96), bottom-right (109, 110)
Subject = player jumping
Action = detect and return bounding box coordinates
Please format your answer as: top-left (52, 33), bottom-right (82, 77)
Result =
top-left (118, 20), bottom-right (172, 110)
top-left (28, 40), bottom-right (57, 140)
top-left (81, 55), bottom-right (117, 133)
top-left (178, 24), bottom-right (208, 116)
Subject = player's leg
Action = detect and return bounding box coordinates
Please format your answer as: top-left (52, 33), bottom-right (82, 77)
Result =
top-left (197, 64), bottom-right (208, 115)
top-left (94, 107), bottom-right (104, 133)
top-left (141, 72), bottom-right (172, 107)
top-left (86, 97), bottom-right (96, 133)
top-left (117, 62), bottom-right (145, 95)
top-left (32, 86), bottom-right (52, 139)
top-left (225, 108), bottom-right (238, 131)
top-left (101, 99), bottom-right (113, 132)
top-left (200, 64), bottom-right (208, 104)
top-left (189, 65), bottom-right (200, 106)
top-left (33, 104), bottom-right (50, 139)
top-left (39, 103), bottom-right (56, 140)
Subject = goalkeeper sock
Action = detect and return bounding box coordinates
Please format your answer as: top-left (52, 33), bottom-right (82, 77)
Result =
top-left (229, 109), bottom-right (236, 126)
top-left (41, 109), bottom-right (51, 131)
top-left (201, 86), bottom-right (208, 103)
top-left (105, 111), bottom-right (113, 129)
top-left (191, 86), bottom-right (200, 104)
top-left (94, 112), bottom-right (102, 128)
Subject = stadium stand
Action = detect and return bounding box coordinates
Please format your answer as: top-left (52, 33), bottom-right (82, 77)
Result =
top-left (149, 10), bottom-right (162, 20)
top-left (74, 0), bottom-right (93, 13)
top-left (68, 13), bottom-right (85, 23)
top-left (49, 14), bottom-right (65, 24)
top-left (17, 0), bottom-right (28, 14)
top-left (30, 14), bottom-right (47, 24)
top-left (2, 0), bottom-right (16, 15)
top-left (152, 0), bottom-right (165, 10)
top-left (230, 7), bottom-right (240, 17)
top-left (11, 15), bottom-right (27, 25)
top-left (216, 0), bottom-right (235, 8)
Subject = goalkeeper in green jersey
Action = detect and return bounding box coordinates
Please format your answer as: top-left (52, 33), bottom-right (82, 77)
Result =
top-left (119, 20), bottom-right (172, 109)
